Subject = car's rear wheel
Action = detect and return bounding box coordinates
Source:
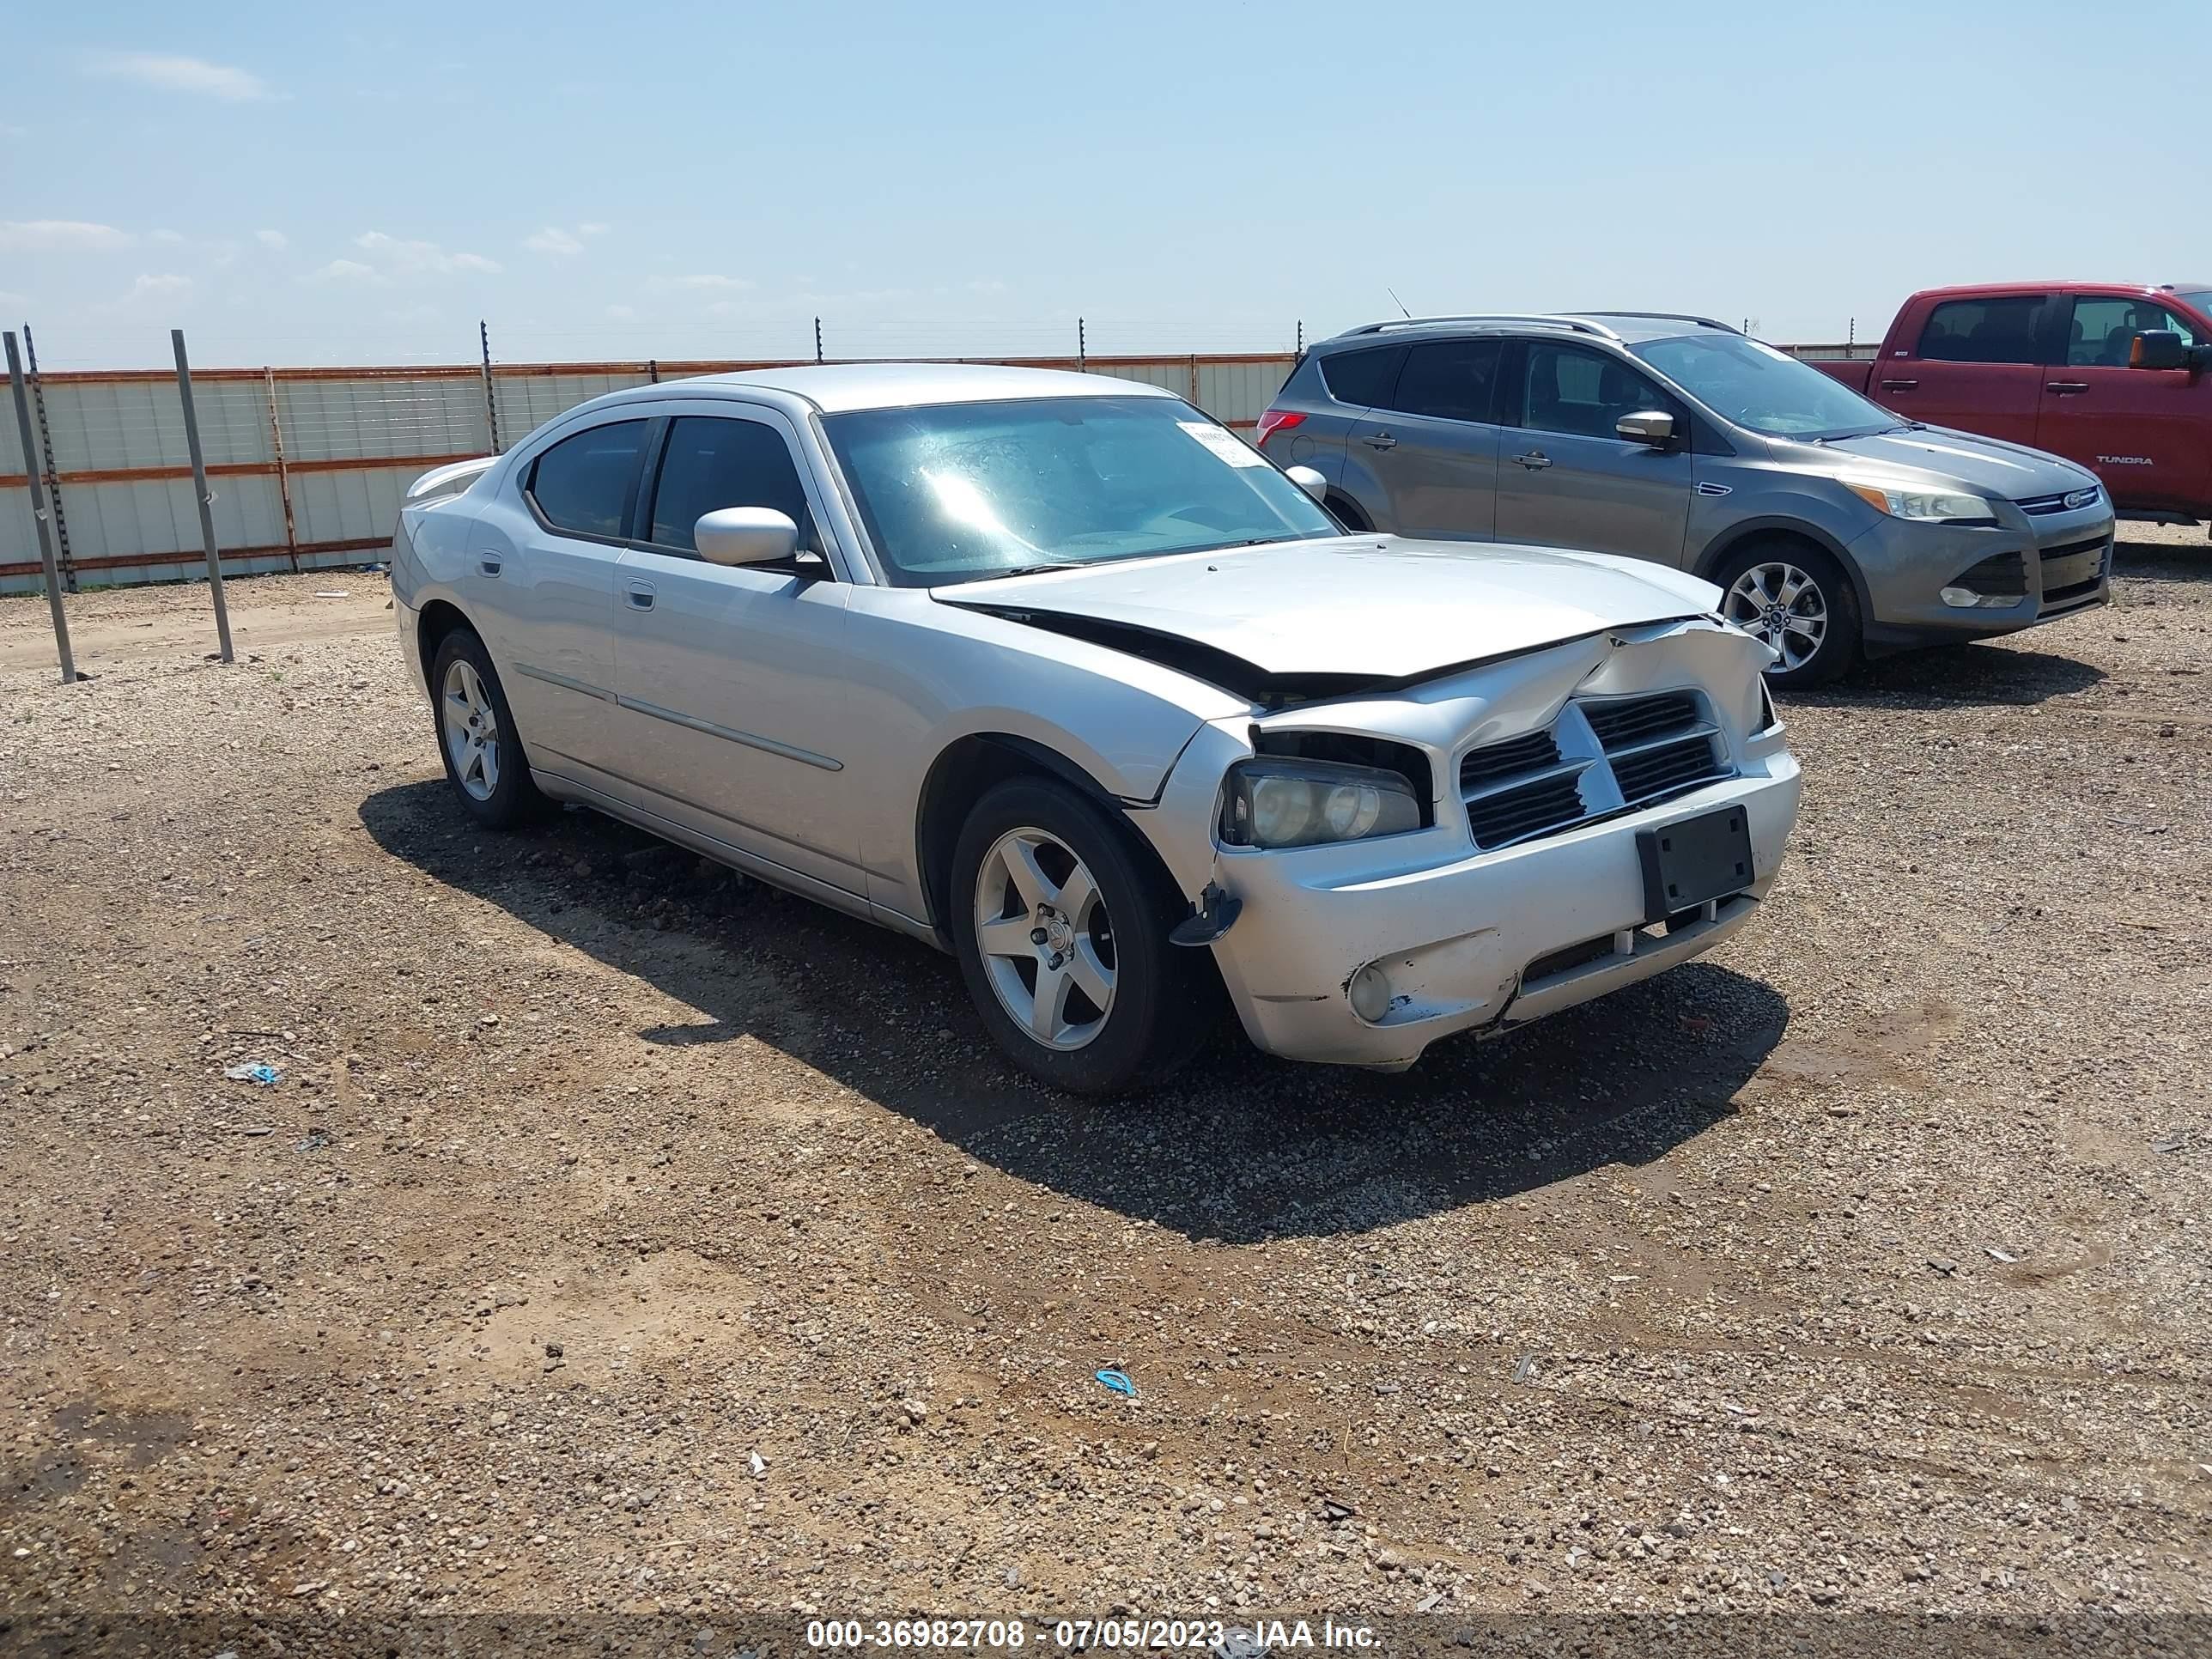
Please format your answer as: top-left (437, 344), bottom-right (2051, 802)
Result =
top-left (429, 626), bottom-right (545, 828)
top-left (951, 778), bottom-right (1210, 1094)
top-left (1715, 539), bottom-right (1861, 689)
top-left (1326, 491), bottom-right (1373, 533)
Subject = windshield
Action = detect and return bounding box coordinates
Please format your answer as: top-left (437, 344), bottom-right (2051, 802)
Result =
top-left (1629, 333), bottom-right (1899, 441)
top-left (821, 395), bottom-right (1338, 586)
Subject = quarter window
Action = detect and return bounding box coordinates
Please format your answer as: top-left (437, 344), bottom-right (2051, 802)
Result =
top-left (2065, 296), bottom-right (2201, 366)
top-left (1383, 339), bottom-right (1504, 422)
top-left (1917, 297), bottom-right (2050, 365)
top-left (527, 420), bottom-right (649, 539)
top-left (1517, 343), bottom-right (1676, 441)
top-left (647, 416), bottom-right (817, 556)
top-left (1317, 345), bottom-right (1404, 407)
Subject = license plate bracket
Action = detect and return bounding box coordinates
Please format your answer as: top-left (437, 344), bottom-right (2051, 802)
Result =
top-left (1637, 805), bottom-right (1754, 923)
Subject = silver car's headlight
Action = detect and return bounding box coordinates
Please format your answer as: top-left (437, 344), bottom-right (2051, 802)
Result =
top-left (1844, 480), bottom-right (1998, 526)
top-left (1219, 757), bottom-right (1422, 850)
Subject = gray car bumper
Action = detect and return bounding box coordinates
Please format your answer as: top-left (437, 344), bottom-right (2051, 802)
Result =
top-left (1853, 503), bottom-right (2115, 651)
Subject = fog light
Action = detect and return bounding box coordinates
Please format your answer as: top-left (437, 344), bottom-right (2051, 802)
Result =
top-left (1348, 963), bottom-right (1394, 1023)
top-left (1939, 586), bottom-right (2021, 610)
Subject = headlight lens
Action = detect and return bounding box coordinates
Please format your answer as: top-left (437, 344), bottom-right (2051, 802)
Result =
top-left (1844, 480), bottom-right (1998, 526)
top-left (1220, 757), bottom-right (1422, 849)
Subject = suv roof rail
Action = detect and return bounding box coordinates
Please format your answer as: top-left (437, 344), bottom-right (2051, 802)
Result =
top-left (1568, 311), bottom-right (1741, 334)
top-left (1340, 313), bottom-right (1621, 341)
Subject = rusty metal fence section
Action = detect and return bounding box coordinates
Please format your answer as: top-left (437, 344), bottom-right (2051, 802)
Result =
top-left (3, 352), bottom-right (1299, 594)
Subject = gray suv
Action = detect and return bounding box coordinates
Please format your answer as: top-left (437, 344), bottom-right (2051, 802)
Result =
top-left (1255, 313), bottom-right (2116, 686)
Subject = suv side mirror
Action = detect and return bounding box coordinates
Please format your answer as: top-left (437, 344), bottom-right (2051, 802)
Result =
top-left (696, 507), bottom-right (799, 566)
top-left (1616, 410), bottom-right (1677, 447)
top-left (1284, 465), bottom-right (1330, 504)
top-left (2130, 330), bottom-right (2209, 373)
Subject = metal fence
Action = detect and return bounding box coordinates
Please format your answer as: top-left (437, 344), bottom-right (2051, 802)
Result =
top-left (1, 349), bottom-right (1299, 594)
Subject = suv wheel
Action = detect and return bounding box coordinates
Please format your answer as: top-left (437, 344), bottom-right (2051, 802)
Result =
top-left (429, 627), bottom-right (545, 828)
top-left (951, 778), bottom-right (1209, 1094)
top-left (1715, 541), bottom-right (1861, 689)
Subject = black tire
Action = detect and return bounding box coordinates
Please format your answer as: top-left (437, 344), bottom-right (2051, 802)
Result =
top-left (1712, 538), bottom-right (1863, 690)
top-left (950, 777), bottom-right (1211, 1095)
top-left (1327, 491), bottom-right (1373, 533)
top-left (428, 626), bottom-right (546, 830)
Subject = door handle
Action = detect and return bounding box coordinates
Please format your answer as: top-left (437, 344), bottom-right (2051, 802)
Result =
top-left (626, 582), bottom-right (655, 611)
top-left (2045, 381), bottom-right (2089, 394)
top-left (478, 556), bottom-right (503, 577)
top-left (1511, 451), bottom-right (1553, 471)
top-left (1363, 432), bottom-right (1398, 450)
top-left (1879, 379), bottom-right (1918, 392)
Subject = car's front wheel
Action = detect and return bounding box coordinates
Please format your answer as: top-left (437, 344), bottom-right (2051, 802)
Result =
top-left (1714, 540), bottom-right (1862, 689)
top-left (951, 778), bottom-right (1210, 1094)
top-left (429, 626), bottom-right (545, 828)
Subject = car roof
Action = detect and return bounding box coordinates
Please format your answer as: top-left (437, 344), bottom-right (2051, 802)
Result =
top-left (630, 362), bottom-right (1176, 414)
top-left (1912, 281), bottom-right (2186, 301)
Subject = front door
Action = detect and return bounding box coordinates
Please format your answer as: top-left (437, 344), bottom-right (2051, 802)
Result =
top-left (1346, 337), bottom-right (1506, 539)
top-left (607, 409), bottom-right (864, 896)
top-left (1492, 340), bottom-right (1692, 565)
top-left (2037, 294), bottom-right (2209, 514)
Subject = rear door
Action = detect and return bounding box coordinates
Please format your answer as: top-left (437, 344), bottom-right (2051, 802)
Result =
top-left (607, 407), bottom-right (864, 896)
top-left (1881, 295), bottom-right (2051, 444)
top-left (1344, 337), bottom-right (1505, 539)
top-left (1491, 340), bottom-right (1692, 564)
top-left (2037, 295), bottom-right (2209, 513)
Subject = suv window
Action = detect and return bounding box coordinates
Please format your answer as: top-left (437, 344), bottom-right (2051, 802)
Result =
top-left (527, 419), bottom-right (649, 539)
top-left (647, 415), bottom-right (817, 556)
top-left (2065, 296), bottom-right (2202, 366)
top-left (1517, 343), bottom-right (1674, 441)
top-left (1384, 339), bottom-right (1504, 422)
top-left (1917, 297), bottom-right (2049, 364)
top-left (1317, 345), bottom-right (1404, 407)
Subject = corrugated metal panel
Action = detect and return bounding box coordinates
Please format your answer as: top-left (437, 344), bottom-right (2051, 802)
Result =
top-left (495, 372), bottom-right (653, 447)
top-left (287, 463), bottom-right (417, 549)
top-left (0, 379), bottom-right (28, 477)
top-left (278, 376), bottom-right (489, 462)
top-left (3, 483), bottom-right (33, 565)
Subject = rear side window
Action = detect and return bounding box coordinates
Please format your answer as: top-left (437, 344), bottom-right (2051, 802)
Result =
top-left (1318, 345), bottom-right (1404, 408)
top-left (1384, 339), bottom-right (1504, 422)
top-left (528, 419), bottom-right (649, 538)
top-left (2065, 296), bottom-right (2202, 365)
top-left (647, 416), bottom-right (817, 555)
top-left (1917, 297), bottom-right (2050, 364)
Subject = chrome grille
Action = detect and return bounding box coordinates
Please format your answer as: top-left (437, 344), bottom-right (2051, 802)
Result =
top-left (2017, 486), bottom-right (2101, 516)
top-left (1460, 690), bottom-right (1733, 850)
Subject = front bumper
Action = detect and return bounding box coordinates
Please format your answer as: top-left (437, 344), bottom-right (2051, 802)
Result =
top-left (1855, 502), bottom-right (2114, 650)
top-left (1203, 763), bottom-right (1800, 1069)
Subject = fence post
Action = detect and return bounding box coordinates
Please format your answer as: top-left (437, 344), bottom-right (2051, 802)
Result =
top-left (171, 328), bottom-right (234, 665)
top-left (814, 316), bottom-right (823, 364)
top-left (264, 367), bottom-right (300, 571)
top-left (478, 319), bottom-right (501, 454)
top-left (1078, 318), bottom-right (1086, 373)
top-left (5, 331), bottom-right (76, 684)
top-left (21, 325), bottom-right (76, 593)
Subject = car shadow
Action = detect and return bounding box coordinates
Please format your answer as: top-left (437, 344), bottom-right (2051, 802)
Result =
top-left (1788, 639), bottom-right (2106, 712)
top-left (2115, 532), bottom-right (2210, 582)
top-left (358, 781), bottom-right (1789, 1243)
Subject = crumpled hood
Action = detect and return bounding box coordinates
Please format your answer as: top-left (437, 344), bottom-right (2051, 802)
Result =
top-left (935, 536), bottom-right (1719, 680)
top-left (1804, 426), bottom-right (2102, 500)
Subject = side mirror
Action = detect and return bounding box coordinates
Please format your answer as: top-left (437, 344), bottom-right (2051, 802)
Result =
top-left (695, 507), bottom-right (799, 567)
top-left (1616, 410), bottom-right (1677, 447)
top-left (1284, 465), bottom-right (1330, 504)
top-left (2129, 330), bottom-right (2201, 372)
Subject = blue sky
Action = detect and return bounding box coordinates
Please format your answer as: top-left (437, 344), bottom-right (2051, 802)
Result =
top-left (4, 0), bottom-right (2207, 369)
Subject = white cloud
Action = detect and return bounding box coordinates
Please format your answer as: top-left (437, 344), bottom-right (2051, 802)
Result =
top-left (88, 52), bottom-right (275, 102)
top-left (578, 222), bottom-right (609, 237)
top-left (148, 228), bottom-right (185, 244)
top-left (255, 228), bottom-right (289, 250)
top-left (605, 303), bottom-right (635, 320)
top-left (308, 258), bottom-right (383, 283)
top-left (119, 272), bottom-right (191, 304)
top-left (0, 219), bottom-right (132, 251)
top-left (524, 227), bottom-right (584, 257)
top-left (354, 230), bottom-right (501, 276)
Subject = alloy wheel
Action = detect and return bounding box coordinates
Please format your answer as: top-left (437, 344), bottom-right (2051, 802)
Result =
top-left (441, 658), bottom-right (502, 802)
top-left (1723, 561), bottom-right (1829, 672)
top-left (973, 826), bottom-right (1117, 1051)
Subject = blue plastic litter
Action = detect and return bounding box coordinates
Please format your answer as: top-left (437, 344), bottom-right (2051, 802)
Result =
top-left (1095, 1367), bottom-right (1137, 1399)
top-left (224, 1061), bottom-right (280, 1085)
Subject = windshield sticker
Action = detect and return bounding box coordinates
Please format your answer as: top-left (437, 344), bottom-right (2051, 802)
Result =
top-left (1179, 421), bottom-right (1267, 467)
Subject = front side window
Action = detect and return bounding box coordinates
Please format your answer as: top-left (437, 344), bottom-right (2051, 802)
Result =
top-left (822, 395), bottom-right (1338, 587)
top-left (647, 416), bottom-right (817, 555)
top-left (1517, 343), bottom-right (1675, 441)
top-left (1385, 339), bottom-right (1504, 422)
top-left (1630, 332), bottom-right (1894, 440)
top-left (527, 419), bottom-right (649, 539)
top-left (2065, 296), bottom-right (2202, 366)
top-left (1917, 297), bottom-right (2049, 364)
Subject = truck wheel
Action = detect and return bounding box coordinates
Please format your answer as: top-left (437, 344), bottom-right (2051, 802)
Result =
top-left (1715, 540), bottom-right (1862, 689)
top-left (951, 777), bottom-right (1211, 1095)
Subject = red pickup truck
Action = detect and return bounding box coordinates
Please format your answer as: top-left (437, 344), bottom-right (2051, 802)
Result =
top-left (1812, 283), bottom-right (2212, 526)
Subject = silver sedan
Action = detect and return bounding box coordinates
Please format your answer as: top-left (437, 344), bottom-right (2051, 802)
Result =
top-left (391, 364), bottom-right (1801, 1093)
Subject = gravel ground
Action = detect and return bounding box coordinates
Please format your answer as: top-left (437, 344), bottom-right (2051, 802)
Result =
top-left (1, 534), bottom-right (2208, 1651)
